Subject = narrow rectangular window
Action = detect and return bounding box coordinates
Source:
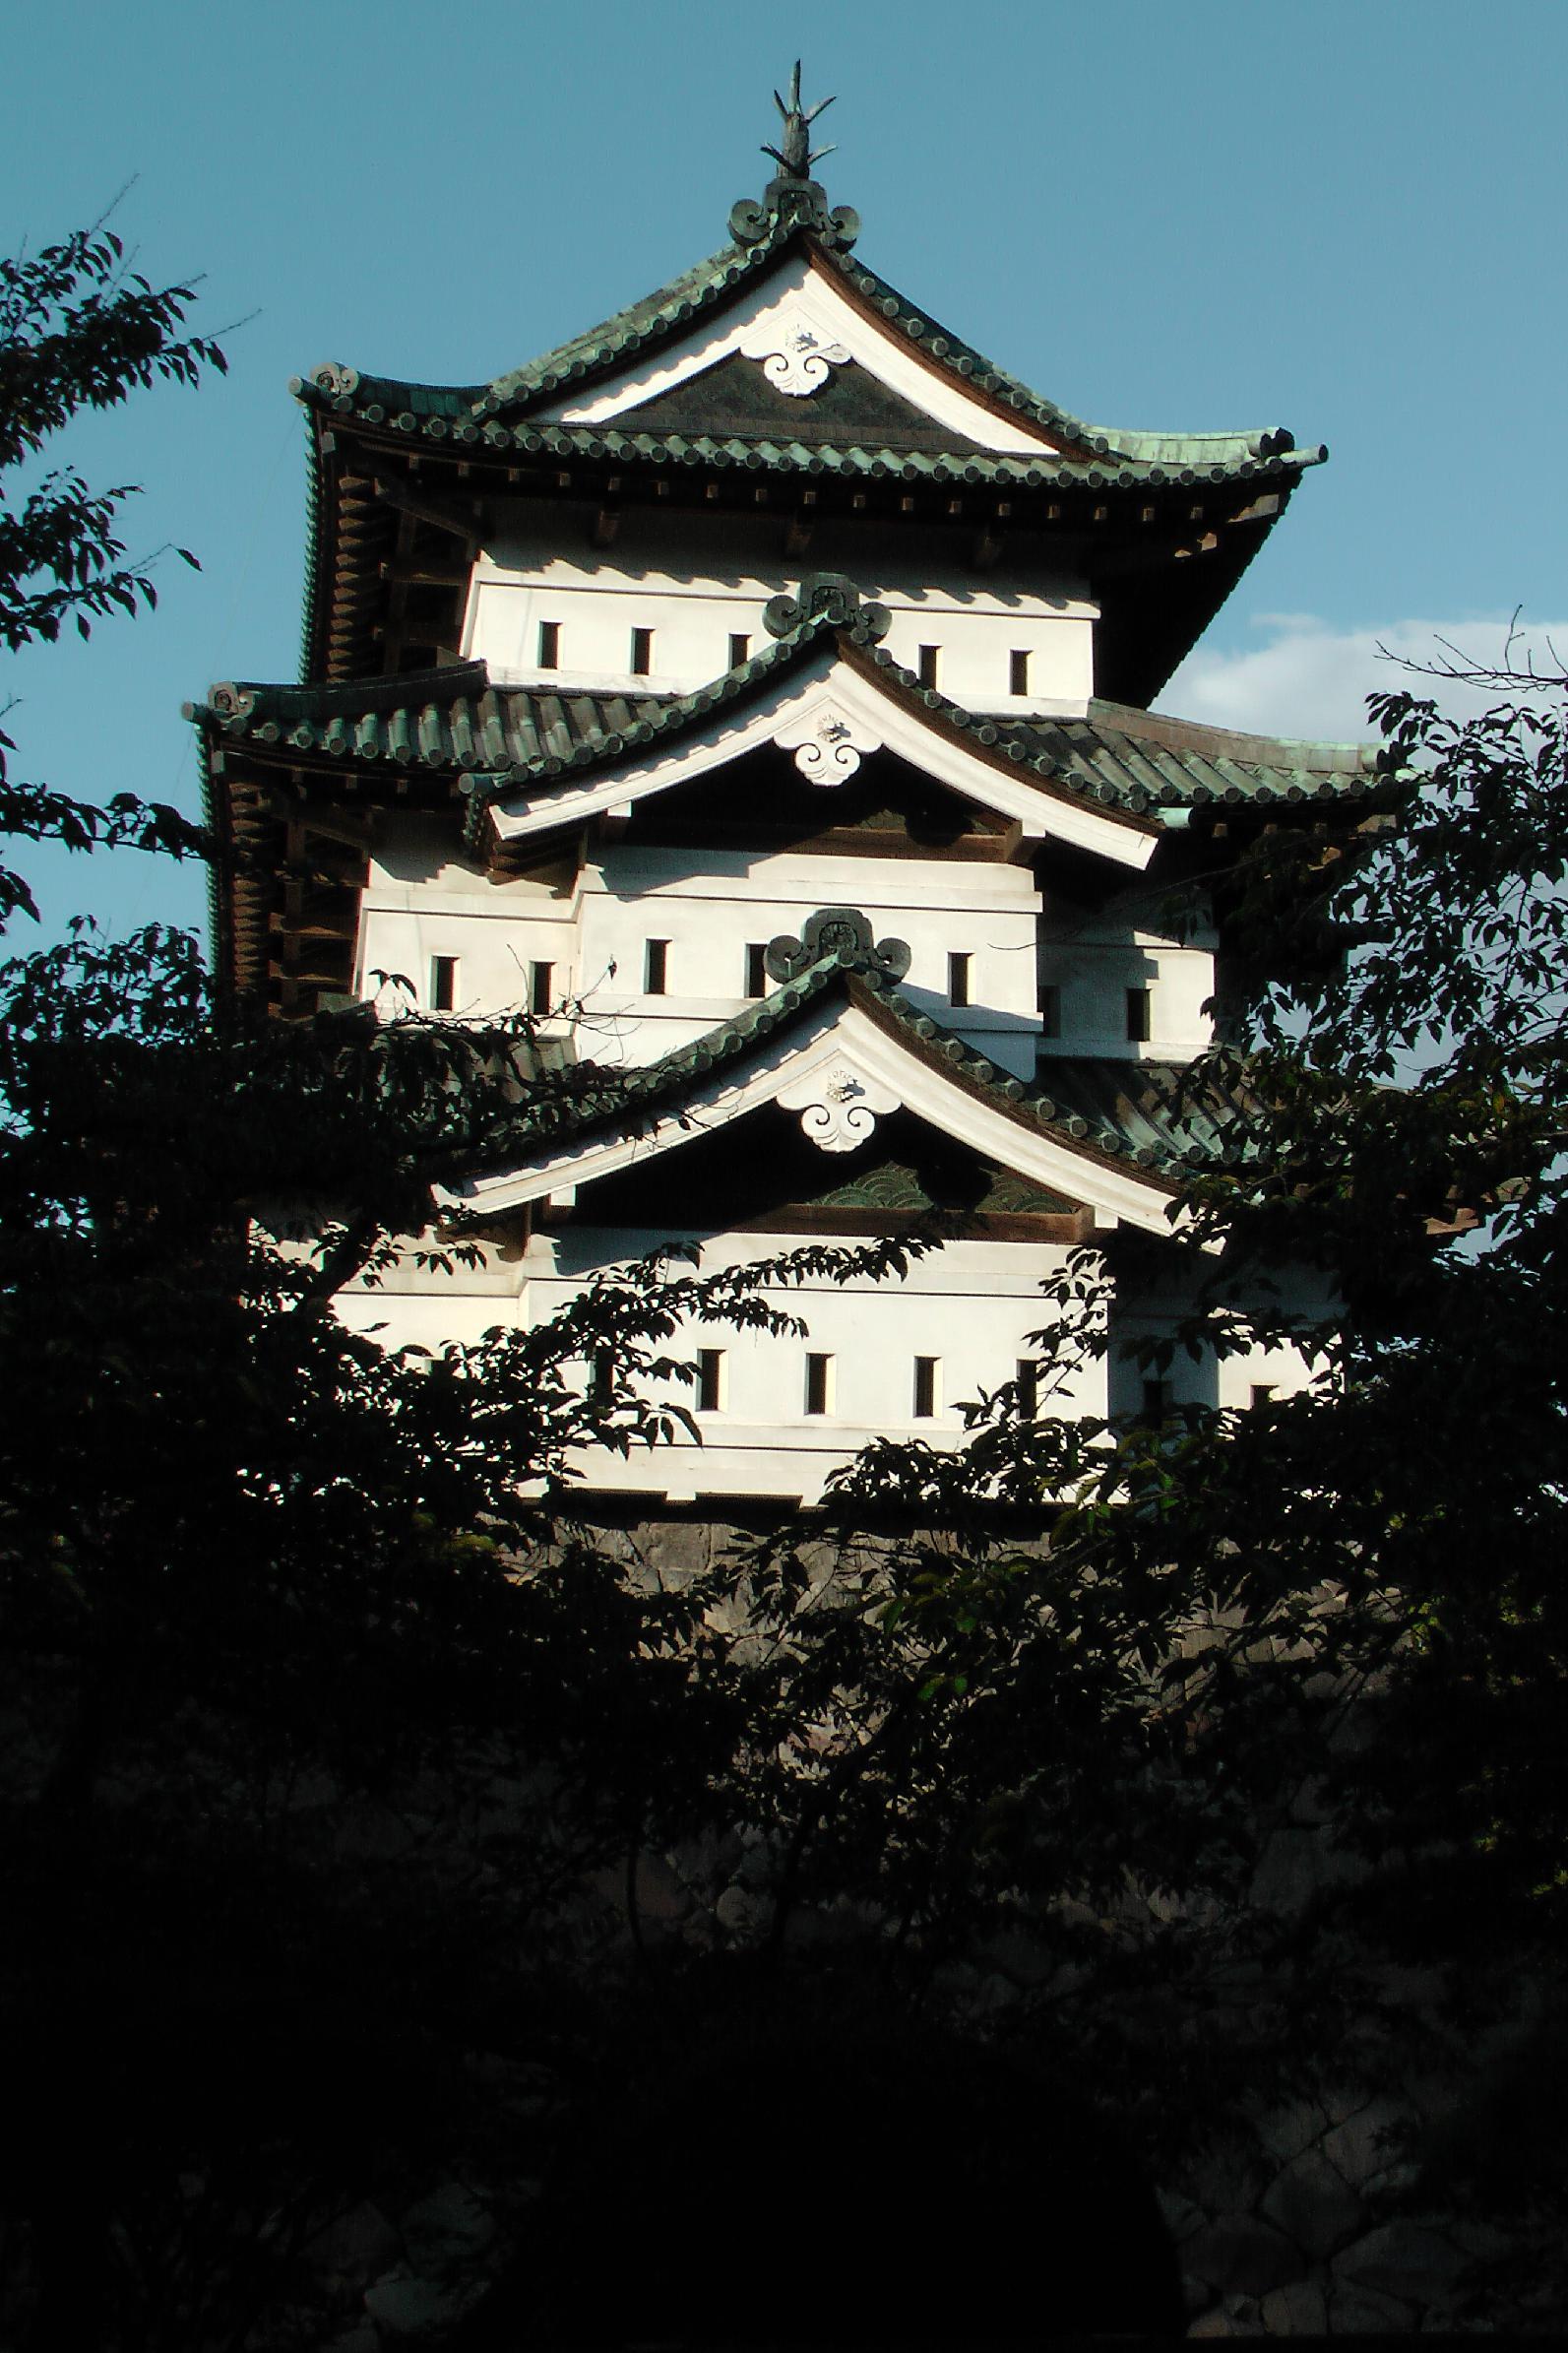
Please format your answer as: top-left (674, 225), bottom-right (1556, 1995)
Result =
top-left (1009, 648), bottom-right (1031, 695)
top-left (917, 644), bottom-right (940, 689)
top-left (589, 1346), bottom-right (614, 1403)
top-left (529, 959), bottom-right (553, 1016)
top-left (630, 625), bottom-right (654, 676)
top-left (1250, 1382), bottom-right (1277, 1410)
top-left (1016, 1359), bottom-right (1040, 1418)
top-left (948, 951), bottom-right (972, 1008)
top-left (744, 942), bottom-right (769, 997)
top-left (912, 1356), bottom-right (941, 1420)
top-left (804, 1352), bottom-right (835, 1417)
top-left (1126, 986), bottom-right (1152, 1044)
top-left (696, 1348), bottom-right (726, 1413)
top-left (430, 954), bottom-right (459, 1012)
top-left (1142, 1377), bottom-right (1172, 1420)
top-left (645, 938), bottom-right (668, 995)
top-left (537, 619), bottom-right (560, 669)
top-left (728, 632), bottom-right (750, 668)
top-left (1039, 984), bottom-right (1061, 1040)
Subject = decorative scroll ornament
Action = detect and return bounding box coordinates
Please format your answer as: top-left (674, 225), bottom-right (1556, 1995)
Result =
top-left (764, 908), bottom-right (912, 986)
top-left (772, 692), bottom-right (882, 787)
top-left (778, 1059), bottom-right (902, 1155)
top-left (739, 311), bottom-right (851, 398)
top-left (207, 682), bottom-right (258, 722)
top-left (308, 361), bottom-right (360, 399)
top-left (794, 712), bottom-right (864, 784)
top-left (762, 574), bottom-right (891, 640)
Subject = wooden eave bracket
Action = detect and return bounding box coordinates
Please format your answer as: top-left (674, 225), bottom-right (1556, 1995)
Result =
top-left (365, 474), bottom-right (483, 556)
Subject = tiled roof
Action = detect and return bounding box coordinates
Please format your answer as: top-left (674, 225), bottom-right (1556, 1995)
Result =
top-left (192, 662), bottom-right (675, 778)
top-left (293, 213), bottom-right (1323, 483)
top-left (472, 945), bottom-right (1253, 1192)
top-left (295, 383), bottom-right (1321, 495)
top-left (192, 607), bottom-right (1383, 858)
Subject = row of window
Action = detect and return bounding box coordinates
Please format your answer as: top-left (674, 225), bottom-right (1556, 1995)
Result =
top-left (683, 1353), bottom-right (1277, 1420)
top-left (533, 618), bottom-right (1038, 694)
top-left (431, 955), bottom-right (554, 1016)
top-left (694, 1347), bottom-right (973, 1420)
top-left (429, 952), bottom-right (1156, 1038)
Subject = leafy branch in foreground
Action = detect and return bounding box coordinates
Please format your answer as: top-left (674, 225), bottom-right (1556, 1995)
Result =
top-left (0, 217), bottom-right (225, 924)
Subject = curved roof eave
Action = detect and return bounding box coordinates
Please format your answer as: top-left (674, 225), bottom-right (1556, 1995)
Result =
top-left (445, 956), bottom-right (1208, 1236)
top-left (290, 214), bottom-right (1326, 477)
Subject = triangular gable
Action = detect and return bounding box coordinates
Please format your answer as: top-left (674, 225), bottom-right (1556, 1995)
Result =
top-left (611, 350), bottom-right (988, 453)
top-left (444, 980), bottom-right (1180, 1238)
top-left (533, 248), bottom-right (1066, 460)
top-left (483, 636), bottom-right (1159, 871)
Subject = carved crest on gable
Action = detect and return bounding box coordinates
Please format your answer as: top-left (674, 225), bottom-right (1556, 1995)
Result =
top-left (772, 696), bottom-right (882, 786)
top-left (739, 308), bottom-right (851, 398)
top-left (778, 1061), bottom-right (901, 1155)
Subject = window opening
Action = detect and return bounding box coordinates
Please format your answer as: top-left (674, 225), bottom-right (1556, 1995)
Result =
top-left (744, 943), bottom-right (768, 998)
top-left (537, 619), bottom-right (560, 669)
top-left (645, 939), bottom-right (668, 995)
top-left (530, 960), bottom-right (553, 1016)
top-left (1126, 986), bottom-right (1152, 1044)
top-left (1039, 984), bottom-right (1061, 1039)
top-left (589, 1346), bottom-right (614, 1403)
top-left (430, 955), bottom-right (459, 1012)
top-left (912, 1356), bottom-right (941, 1420)
top-left (1250, 1382), bottom-right (1277, 1410)
top-left (917, 644), bottom-right (940, 690)
top-left (804, 1352), bottom-right (835, 1417)
top-left (728, 632), bottom-right (750, 668)
top-left (1016, 1360), bottom-right (1040, 1418)
top-left (1009, 648), bottom-right (1031, 695)
top-left (948, 951), bottom-right (972, 1008)
top-left (697, 1348), bottom-right (726, 1413)
top-left (630, 626), bottom-right (654, 676)
top-left (1142, 1377), bottom-right (1172, 1420)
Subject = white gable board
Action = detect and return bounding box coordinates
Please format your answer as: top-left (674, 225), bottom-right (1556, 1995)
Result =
top-left (443, 991), bottom-right (1179, 1237)
top-left (485, 646), bottom-right (1159, 872)
top-left (535, 249), bottom-right (1064, 457)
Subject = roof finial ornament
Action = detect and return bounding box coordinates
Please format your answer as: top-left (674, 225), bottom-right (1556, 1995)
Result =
top-left (763, 61), bottom-right (837, 181)
top-left (729, 63), bottom-right (859, 252)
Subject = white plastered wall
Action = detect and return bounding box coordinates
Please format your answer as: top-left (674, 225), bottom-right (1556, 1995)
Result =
top-left (1037, 877), bottom-right (1218, 1062)
top-left (463, 503), bottom-right (1097, 716)
top-left (334, 1229), bottom-right (1107, 1505)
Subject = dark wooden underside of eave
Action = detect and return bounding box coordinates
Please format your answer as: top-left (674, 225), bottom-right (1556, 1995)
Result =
top-left (305, 426), bottom-right (1296, 702)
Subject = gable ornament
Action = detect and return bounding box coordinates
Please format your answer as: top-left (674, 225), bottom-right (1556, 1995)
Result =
top-left (778, 1060), bottom-right (901, 1155)
top-left (738, 310), bottom-right (851, 399)
top-left (764, 908), bottom-right (912, 985)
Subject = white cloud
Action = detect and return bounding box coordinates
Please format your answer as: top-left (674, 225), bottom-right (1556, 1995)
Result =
top-left (1161, 615), bottom-right (1568, 745)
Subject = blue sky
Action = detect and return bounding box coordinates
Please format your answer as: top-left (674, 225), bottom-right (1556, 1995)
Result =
top-left (4, 0), bottom-right (1565, 946)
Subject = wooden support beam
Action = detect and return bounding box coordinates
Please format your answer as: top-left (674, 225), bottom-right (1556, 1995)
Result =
top-left (380, 559), bottom-right (470, 590)
top-left (366, 474), bottom-right (482, 554)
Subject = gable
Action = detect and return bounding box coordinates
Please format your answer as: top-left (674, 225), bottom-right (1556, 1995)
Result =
top-left (445, 986), bottom-right (1180, 1238)
top-left (534, 249), bottom-right (1065, 458)
top-left (485, 644), bottom-right (1159, 871)
top-left (613, 349), bottom-right (988, 453)
top-left (544, 1101), bottom-right (1087, 1238)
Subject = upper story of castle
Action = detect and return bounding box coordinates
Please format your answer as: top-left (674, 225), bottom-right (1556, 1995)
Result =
top-left (192, 69), bottom-right (1384, 1056)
